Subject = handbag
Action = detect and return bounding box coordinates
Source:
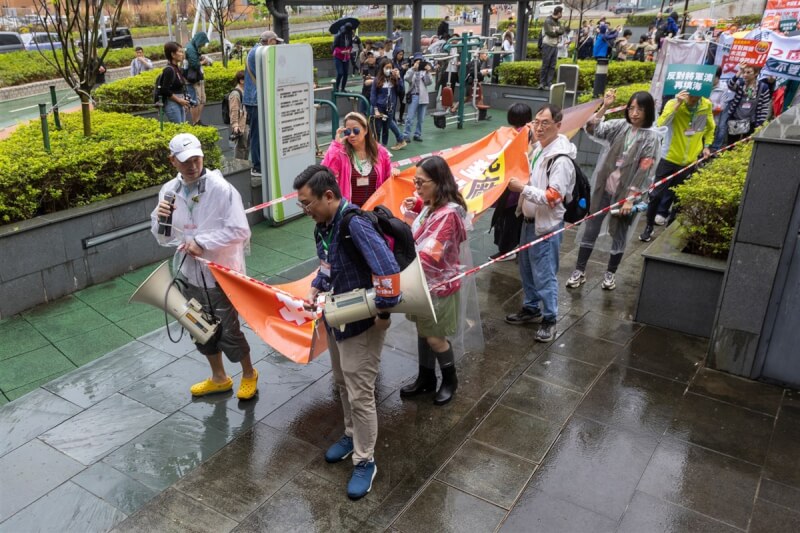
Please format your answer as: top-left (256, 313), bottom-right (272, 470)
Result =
top-left (727, 118), bottom-right (750, 136)
top-left (184, 67), bottom-right (199, 84)
top-left (406, 92), bottom-right (413, 104)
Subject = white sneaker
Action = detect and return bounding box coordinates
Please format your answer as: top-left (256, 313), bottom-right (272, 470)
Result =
top-left (601, 271), bottom-right (616, 290)
top-left (654, 214), bottom-right (667, 226)
top-left (250, 168), bottom-right (262, 177)
top-left (565, 270), bottom-right (586, 288)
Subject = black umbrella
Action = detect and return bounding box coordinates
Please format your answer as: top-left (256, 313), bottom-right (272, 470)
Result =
top-left (329, 17), bottom-right (359, 35)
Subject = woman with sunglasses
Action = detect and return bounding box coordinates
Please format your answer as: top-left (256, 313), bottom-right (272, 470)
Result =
top-left (399, 156), bottom-right (471, 406)
top-left (322, 112), bottom-right (394, 207)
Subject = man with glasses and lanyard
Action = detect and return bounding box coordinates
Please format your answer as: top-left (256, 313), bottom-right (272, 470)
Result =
top-left (505, 104), bottom-right (577, 342)
top-left (293, 164), bottom-right (401, 500)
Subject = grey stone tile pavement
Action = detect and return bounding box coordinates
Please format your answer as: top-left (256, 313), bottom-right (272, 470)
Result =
top-left (2, 221), bottom-right (800, 533)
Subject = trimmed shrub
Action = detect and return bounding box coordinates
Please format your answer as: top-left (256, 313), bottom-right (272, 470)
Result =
top-left (674, 142), bottom-right (752, 259)
top-left (0, 45), bottom-right (165, 88)
top-left (497, 59), bottom-right (655, 91)
top-left (0, 112), bottom-right (219, 224)
top-left (578, 82), bottom-right (652, 118)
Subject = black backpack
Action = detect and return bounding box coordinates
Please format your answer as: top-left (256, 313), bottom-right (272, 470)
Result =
top-left (221, 88), bottom-right (242, 125)
top-left (153, 65), bottom-right (177, 105)
top-left (546, 155), bottom-right (592, 223)
top-left (338, 205), bottom-right (417, 270)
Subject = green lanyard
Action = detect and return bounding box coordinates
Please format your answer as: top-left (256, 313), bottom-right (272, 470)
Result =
top-left (352, 155), bottom-right (369, 176)
top-left (623, 127), bottom-right (638, 154)
top-left (320, 200), bottom-right (348, 256)
top-left (529, 148), bottom-right (543, 175)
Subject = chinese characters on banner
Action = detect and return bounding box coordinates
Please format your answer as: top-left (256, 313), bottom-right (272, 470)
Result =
top-left (762, 0), bottom-right (800, 33)
top-left (662, 64), bottom-right (718, 97)
top-left (721, 39), bottom-right (773, 77)
top-left (761, 32), bottom-right (800, 80)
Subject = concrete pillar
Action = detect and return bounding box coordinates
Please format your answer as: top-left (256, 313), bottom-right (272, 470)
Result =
top-left (411, 0), bottom-right (422, 54)
top-left (515, 1), bottom-right (529, 61)
top-left (482, 4), bottom-right (492, 38)
top-left (386, 5), bottom-right (394, 40)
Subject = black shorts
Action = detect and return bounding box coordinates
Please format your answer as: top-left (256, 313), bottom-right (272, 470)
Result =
top-left (180, 281), bottom-right (250, 363)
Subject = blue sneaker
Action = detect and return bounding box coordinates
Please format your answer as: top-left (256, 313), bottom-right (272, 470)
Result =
top-left (324, 435), bottom-right (354, 463)
top-left (347, 460), bottom-right (377, 500)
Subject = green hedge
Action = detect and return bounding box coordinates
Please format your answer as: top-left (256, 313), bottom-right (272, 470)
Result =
top-left (497, 59), bottom-right (655, 91)
top-left (674, 142), bottom-right (752, 259)
top-left (626, 14), bottom-right (662, 26)
top-left (0, 112), bottom-right (219, 224)
top-left (577, 82), bottom-right (652, 117)
top-left (94, 62), bottom-right (242, 112)
top-left (0, 45), bottom-right (165, 88)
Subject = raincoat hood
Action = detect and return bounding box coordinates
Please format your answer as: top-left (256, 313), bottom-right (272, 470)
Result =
top-left (191, 32), bottom-right (210, 48)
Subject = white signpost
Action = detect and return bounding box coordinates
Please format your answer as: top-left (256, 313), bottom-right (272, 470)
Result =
top-left (255, 43), bottom-right (316, 223)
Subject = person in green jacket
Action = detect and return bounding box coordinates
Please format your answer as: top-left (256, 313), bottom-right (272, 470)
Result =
top-left (640, 90), bottom-right (715, 242)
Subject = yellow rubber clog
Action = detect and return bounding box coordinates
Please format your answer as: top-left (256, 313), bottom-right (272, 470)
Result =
top-left (190, 377), bottom-right (233, 397)
top-left (237, 369), bottom-right (259, 400)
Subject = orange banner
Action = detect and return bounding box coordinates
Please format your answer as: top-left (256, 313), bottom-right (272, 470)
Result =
top-left (211, 100), bottom-right (601, 363)
top-left (208, 264), bottom-right (327, 364)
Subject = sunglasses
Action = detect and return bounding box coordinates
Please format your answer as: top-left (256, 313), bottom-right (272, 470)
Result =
top-left (343, 127), bottom-right (362, 137)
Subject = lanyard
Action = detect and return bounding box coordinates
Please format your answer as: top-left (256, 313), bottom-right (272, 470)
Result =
top-left (529, 148), bottom-right (543, 175)
top-left (320, 200), bottom-right (348, 255)
top-left (686, 102), bottom-right (699, 128)
top-left (352, 155), bottom-right (370, 176)
top-left (623, 127), bottom-right (638, 154)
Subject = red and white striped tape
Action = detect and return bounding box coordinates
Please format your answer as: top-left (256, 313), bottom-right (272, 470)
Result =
top-left (432, 134), bottom-right (755, 290)
top-left (244, 191), bottom-right (299, 214)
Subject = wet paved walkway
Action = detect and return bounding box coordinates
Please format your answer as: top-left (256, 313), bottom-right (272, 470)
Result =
top-left (2, 116), bottom-right (800, 531)
top-left (2, 221), bottom-right (799, 532)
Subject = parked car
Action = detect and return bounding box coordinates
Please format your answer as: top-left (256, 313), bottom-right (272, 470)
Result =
top-left (102, 26), bottom-right (133, 48)
top-left (77, 26), bottom-right (134, 49)
top-left (21, 32), bottom-right (62, 51)
top-left (0, 31), bottom-right (25, 53)
top-left (613, 3), bottom-right (639, 14)
top-left (535, 1), bottom-right (565, 19)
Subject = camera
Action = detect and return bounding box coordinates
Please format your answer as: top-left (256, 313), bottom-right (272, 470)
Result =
top-left (229, 132), bottom-right (242, 141)
top-left (186, 95), bottom-right (198, 107)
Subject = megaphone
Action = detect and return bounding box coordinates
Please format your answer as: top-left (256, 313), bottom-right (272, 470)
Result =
top-left (129, 261), bottom-right (218, 344)
top-left (323, 256), bottom-right (437, 330)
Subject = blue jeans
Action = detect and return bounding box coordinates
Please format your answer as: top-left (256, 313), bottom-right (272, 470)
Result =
top-left (403, 95), bottom-right (428, 140)
top-left (163, 99), bottom-right (185, 123)
top-left (334, 57), bottom-right (349, 92)
top-left (711, 108), bottom-right (729, 152)
top-left (373, 108), bottom-right (403, 145)
top-left (245, 104), bottom-right (260, 172)
top-left (518, 220), bottom-right (563, 323)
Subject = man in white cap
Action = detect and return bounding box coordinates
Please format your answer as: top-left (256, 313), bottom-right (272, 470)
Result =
top-left (244, 30), bottom-right (284, 177)
top-left (151, 133), bottom-right (258, 399)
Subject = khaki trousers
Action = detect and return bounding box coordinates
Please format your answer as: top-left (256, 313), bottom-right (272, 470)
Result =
top-left (327, 324), bottom-right (386, 464)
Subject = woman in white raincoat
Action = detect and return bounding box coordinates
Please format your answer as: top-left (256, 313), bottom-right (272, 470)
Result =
top-left (399, 155), bottom-right (473, 406)
top-left (566, 90), bottom-right (662, 291)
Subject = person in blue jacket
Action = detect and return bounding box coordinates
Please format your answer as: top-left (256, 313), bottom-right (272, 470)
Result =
top-left (370, 59), bottom-right (407, 150)
top-left (665, 12), bottom-right (680, 38)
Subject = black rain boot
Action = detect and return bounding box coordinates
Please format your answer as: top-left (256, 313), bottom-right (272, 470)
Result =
top-left (434, 344), bottom-right (457, 406)
top-left (400, 338), bottom-right (437, 397)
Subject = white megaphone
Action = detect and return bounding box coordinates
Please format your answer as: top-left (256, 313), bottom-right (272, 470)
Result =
top-left (323, 255), bottom-right (437, 330)
top-left (129, 261), bottom-right (218, 344)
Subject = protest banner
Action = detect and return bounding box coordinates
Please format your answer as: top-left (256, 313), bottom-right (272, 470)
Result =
top-left (663, 64), bottom-right (718, 97)
top-left (721, 39), bottom-right (773, 77)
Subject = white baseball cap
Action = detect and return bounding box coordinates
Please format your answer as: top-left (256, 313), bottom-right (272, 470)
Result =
top-left (169, 133), bottom-right (204, 162)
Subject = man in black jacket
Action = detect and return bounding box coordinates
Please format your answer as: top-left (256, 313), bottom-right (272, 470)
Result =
top-left (540, 7), bottom-right (565, 90)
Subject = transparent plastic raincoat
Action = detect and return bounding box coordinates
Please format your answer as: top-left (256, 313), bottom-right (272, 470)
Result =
top-left (150, 169), bottom-right (251, 287)
top-left (405, 199), bottom-right (484, 356)
top-left (577, 117), bottom-right (663, 254)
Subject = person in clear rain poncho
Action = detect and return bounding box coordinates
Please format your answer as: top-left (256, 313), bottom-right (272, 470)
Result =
top-left (151, 133), bottom-right (256, 400)
top-left (566, 90), bottom-right (663, 291)
top-left (399, 156), bottom-right (482, 406)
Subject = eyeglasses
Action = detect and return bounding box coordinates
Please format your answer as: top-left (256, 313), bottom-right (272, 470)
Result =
top-left (413, 178), bottom-right (432, 187)
top-left (343, 127), bottom-right (361, 136)
top-left (296, 198), bottom-right (317, 214)
top-left (532, 120), bottom-right (554, 129)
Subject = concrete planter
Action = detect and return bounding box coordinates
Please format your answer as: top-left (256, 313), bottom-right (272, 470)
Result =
top-left (0, 159), bottom-right (261, 318)
top-left (635, 223), bottom-right (727, 338)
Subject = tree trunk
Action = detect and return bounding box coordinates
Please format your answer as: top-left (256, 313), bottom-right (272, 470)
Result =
top-left (80, 90), bottom-right (92, 137)
top-left (220, 33), bottom-right (227, 68)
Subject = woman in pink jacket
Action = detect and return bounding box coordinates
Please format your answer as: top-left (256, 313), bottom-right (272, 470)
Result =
top-left (321, 112), bottom-right (393, 206)
top-left (400, 155), bottom-right (469, 406)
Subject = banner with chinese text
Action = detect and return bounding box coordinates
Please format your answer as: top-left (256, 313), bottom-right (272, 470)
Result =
top-left (721, 39), bottom-right (773, 77)
top-left (663, 64), bottom-right (718, 97)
